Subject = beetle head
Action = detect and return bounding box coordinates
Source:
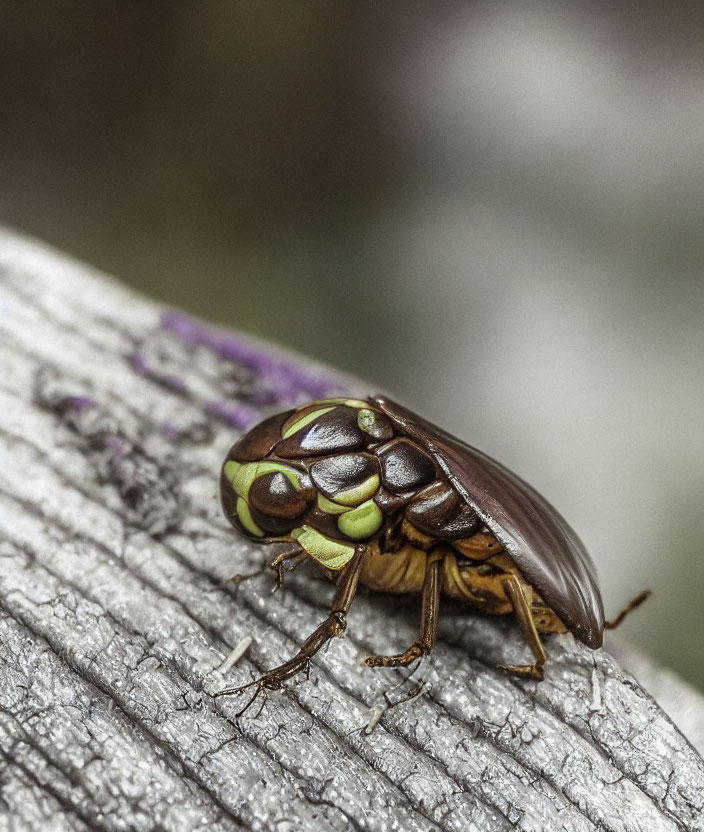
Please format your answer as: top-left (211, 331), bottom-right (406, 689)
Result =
top-left (220, 397), bottom-right (395, 570)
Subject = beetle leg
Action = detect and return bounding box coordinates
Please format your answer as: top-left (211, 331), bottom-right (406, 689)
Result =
top-left (215, 547), bottom-right (364, 710)
top-left (268, 547), bottom-right (308, 589)
top-left (604, 589), bottom-right (651, 629)
top-left (363, 550), bottom-right (441, 668)
top-left (225, 545), bottom-right (305, 589)
top-left (498, 575), bottom-right (547, 679)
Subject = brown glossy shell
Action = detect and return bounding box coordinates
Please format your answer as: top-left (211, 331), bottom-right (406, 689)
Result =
top-left (370, 395), bottom-right (605, 648)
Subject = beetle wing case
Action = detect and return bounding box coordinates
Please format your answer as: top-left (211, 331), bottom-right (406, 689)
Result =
top-left (370, 395), bottom-right (605, 649)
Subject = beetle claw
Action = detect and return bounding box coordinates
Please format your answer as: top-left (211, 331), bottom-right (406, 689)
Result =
top-left (214, 667), bottom-right (294, 717)
top-left (363, 643), bottom-right (425, 668)
top-left (497, 662), bottom-right (544, 680)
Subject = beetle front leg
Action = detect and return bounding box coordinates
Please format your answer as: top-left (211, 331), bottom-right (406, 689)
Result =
top-left (216, 547), bottom-right (364, 708)
top-left (224, 611), bottom-right (347, 701)
top-left (226, 545), bottom-right (305, 589)
top-left (364, 551), bottom-right (441, 668)
top-left (498, 574), bottom-right (547, 679)
top-left (267, 547), bottom-right (308, 589)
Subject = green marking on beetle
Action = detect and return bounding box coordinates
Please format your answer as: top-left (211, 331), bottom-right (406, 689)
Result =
top-left (255, 461), bottom-right (303, 489)
top-left (357, 408), bottom-right (380, 434)
top-left (229, 460), bottom-right (302, 498)
top-left (291, 526), bottom-right (355, 570)
top-left (337, 499), bottom-right (383, 539)
top-left (335, 473), bottom-right (380, 507)
top-left (282, 406), bottom-right (335, 439)
top-left (229, 462), bottom-right (258, 499)
top-left (317, 493), bottom-right (350, 515)
top-left (236, 497), bottom-right (265, 537)
top-left (305, 397), bottom-right (369, 410)
top-left (223, 460), bottom-right (241, 484)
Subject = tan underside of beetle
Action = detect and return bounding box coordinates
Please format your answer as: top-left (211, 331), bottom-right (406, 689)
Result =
top-left (358, 524), bottom-right (568, 637)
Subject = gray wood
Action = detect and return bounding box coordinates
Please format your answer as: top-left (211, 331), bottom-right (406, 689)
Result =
top-left (0, 227), bottom-right (702, 832)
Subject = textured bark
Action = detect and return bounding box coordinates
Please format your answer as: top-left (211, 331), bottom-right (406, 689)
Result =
top-left (0, 227), bottom-right (703, 832)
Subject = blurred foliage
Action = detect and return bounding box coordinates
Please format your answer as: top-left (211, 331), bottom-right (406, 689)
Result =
top-left (0, 3), bottom-right (405, 367)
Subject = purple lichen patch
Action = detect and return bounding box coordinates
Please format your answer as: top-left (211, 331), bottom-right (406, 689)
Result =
top-left (158, 420), bottom-right (213, 445)
top-left (104, 434), bottom-right (127, 462)
top-left (129, 349), bottom-right (189, 395)
top-left (159, 421), bottom-right (179, 440)
top-left (33, 369), bottom-right (102, 433)
top-left (204, 400), bottom-right (264, 431)
top-left (160, 310), bottom-right (346, 409)
top-left (63, 394), bottom-right (98, 413)
top-left (97, 437), bottom-right (181, 536)
top-left (128, 311), bottom-right (348, 434)
top-left (33, 366), bottom-right (183, 536)
top-left (129, 351), bottom-right (150, 376)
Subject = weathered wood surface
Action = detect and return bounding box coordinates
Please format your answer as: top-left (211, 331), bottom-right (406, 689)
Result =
top-left (0, 227), bottom-right (703, 832)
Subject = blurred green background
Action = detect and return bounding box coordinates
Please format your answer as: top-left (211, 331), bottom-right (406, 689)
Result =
top-left (2, 3), bottom-right (703, 690)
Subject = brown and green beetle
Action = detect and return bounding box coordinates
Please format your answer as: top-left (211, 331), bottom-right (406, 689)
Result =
top-left (217, 395), bottom-right (647, 700)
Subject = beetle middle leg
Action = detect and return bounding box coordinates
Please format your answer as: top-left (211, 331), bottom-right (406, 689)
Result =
top-left (497, 574), bottom-right (547, 679)
top-left (363, 550), bottom-right (441, 668)
top-left (216, 547), bottom-right (364, 708)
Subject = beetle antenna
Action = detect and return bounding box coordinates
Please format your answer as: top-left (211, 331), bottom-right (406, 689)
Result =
top-left (604, 589), bottom-right (652, 630)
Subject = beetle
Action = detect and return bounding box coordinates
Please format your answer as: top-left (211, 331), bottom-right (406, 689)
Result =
top-left (217, 395), bottom-right (647, 701)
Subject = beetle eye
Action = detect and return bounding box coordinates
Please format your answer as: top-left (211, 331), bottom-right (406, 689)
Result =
top-left (249, 471), bottom-right (310, 519)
